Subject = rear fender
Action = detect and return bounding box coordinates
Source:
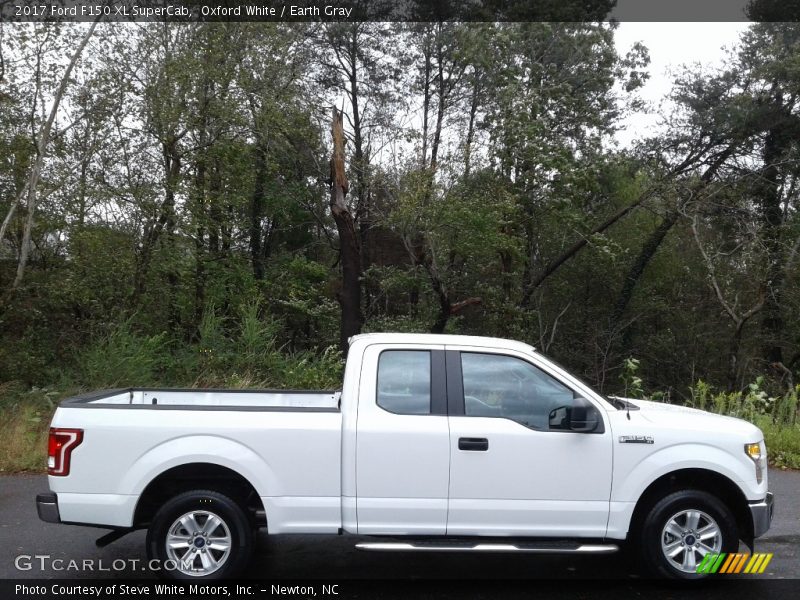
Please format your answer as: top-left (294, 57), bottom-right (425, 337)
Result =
top-left (120, 435), bottom-right (276, 498)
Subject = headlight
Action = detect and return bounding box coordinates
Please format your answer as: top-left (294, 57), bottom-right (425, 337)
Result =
top-left (745, 441), bottom-right (765, 484)
top-left (745, 442), bottom-right (762, 460)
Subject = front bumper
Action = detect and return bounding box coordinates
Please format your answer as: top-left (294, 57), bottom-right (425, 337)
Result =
top-left (749, 492), bottom-right (774, 538)
top-left (36, 492), bottom-right (61, 523)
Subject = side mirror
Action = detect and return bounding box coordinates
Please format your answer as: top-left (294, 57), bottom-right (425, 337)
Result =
top-left (569, 399), bottom-right (600, 432)
top-left (548, 405), bottom-right (570, 429)
top-left (548, 398), bottom-right (601, 433)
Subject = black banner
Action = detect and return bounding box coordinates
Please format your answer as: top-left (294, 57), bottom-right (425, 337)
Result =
top-left (2, 0), bottom-right (800, 23)
top-left (3, 579), bottom-right (800, 600)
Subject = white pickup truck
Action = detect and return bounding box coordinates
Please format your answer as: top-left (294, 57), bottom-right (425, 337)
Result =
top-left (37, 333), bottom-right (773, 580)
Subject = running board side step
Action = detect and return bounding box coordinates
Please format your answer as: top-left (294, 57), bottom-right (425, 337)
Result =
top-left (355, 542), bottom-right (619, 554)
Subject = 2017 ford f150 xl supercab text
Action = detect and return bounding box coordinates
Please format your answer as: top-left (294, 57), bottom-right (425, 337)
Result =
top-left (36, 333), bottom-right (774, 580)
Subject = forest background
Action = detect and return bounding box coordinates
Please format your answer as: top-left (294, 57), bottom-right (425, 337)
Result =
top-left (2, 6), bottom-right (800, 469)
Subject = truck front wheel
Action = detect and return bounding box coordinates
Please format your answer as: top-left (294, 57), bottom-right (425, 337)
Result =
top-left (146, 490), bottom-right (253, 579)
top-left (639, 489), bottom-right (738, 579)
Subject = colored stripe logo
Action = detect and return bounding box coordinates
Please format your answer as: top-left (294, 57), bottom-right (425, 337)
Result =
top-left (696, 553), bottom-right (773, 574)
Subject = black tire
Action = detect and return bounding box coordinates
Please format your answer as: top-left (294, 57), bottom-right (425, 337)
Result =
top-left (639, 489), bottom-right (739, 580)
top-left (146, 490), bottom-right (253, 580)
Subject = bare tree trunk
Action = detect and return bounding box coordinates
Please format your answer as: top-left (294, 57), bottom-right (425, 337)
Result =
top-left (329, 25), bottom-right (372, 316)
top-left (191, 73), bottom-right (212, 337)
top-left (420, 30), bottom-right (432, 168)
top-left (162, 143), bottom-right (181, 329)
top-left (0, 183), bottom-right (27, 248)
top-left (430, 271), bottom-right (452, 334)
top-left (330, 108), bottom-right (362, 355)
top-left (0, 28), bottom-right (22, 246)
top-left (11, 21), bottom-right (98, 289)
top-left (759, 124), bottom-right (788, 367)
top-left (429, 30), bottom-right (446, 174)
top-left (0, 26), bottom-right (5, 83)
top-left (727, 321), bottom-right (748, 392)
top-left (133, 138), bottom-right (181, 302)
top-left (192, 157), bottom-right (207, 339)
top-left (611, 210), bottom-right (680, 327)
top-left (249, 142), bottom-right (268, 280)
top-left (463, 74), bottom-right (480, 177)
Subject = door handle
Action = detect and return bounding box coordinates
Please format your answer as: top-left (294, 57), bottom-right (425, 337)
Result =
top-left (458, 437), bottom-right (489, 451)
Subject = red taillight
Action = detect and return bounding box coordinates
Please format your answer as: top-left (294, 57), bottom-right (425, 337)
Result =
top-left (47, 428), bottom-right (83, 476)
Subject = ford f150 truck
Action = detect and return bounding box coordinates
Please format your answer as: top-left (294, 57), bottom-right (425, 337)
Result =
top-left (36, 333), bottom-right (773, 580)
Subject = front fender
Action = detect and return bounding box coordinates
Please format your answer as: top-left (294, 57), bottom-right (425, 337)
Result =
top-left (605, 442), bottom-right (759, 539)
top-left (613, 442), bottom-right (754, 503)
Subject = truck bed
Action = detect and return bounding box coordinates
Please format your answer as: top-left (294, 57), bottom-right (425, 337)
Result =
top-left (50, 387), bottom-right (344, 532)
top-left (60, 388), bottom-right (340, 410)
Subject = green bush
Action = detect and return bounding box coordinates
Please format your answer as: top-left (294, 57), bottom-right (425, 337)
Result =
top-left (189, 302), bottom-right (343, 388)
top-left (620, 357), bottom-right (644, 398)
top-left (79, 319), bottom-right (172, 387)
top-left (0, 383), bottom-right (74, 472)
top-left (683, 379), bottom-right (800, 468)
top-left (0, 309), bottom-right (344, 472)
top-left (621, 362), bottom-right (800, 469)
top-left (756, 416), bottom-right (800, 469)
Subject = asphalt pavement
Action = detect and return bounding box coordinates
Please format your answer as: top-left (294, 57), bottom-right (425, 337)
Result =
top-left (0, 471), bottom-right (797, 597)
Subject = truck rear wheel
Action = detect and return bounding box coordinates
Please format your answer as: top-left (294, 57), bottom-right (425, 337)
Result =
top-left (639, 489), bottom-right (738, 579)
top-left (146, 489), bottom-right (253, 579)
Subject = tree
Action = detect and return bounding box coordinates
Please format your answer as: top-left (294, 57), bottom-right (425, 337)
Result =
top-left (316, 22), bottom-right (403, 312)
top-left (1, 21), bottom-right (98, 289)
top-left (389, 167), bottom-right (519, 333)
top-left (329, 108), bottom-right (361, 353)
top-left (478, 23), bottom-right (649, 306)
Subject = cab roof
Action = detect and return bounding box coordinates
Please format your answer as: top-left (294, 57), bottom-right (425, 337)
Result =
top-left (349, 333), bottom-right (536, 354)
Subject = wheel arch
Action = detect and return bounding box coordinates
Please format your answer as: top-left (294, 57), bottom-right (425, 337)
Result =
top-left (628, 468), bottom-right (753, 549)
top-left (133, 463), bottom-right (266, 529)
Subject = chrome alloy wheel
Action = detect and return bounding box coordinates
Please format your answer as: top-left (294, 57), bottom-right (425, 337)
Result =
top-left (165, 510), bottom-right (232, 576)
top-left (660, 509), bottom-right (723, 574)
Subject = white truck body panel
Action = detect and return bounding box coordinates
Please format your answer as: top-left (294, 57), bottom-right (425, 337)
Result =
top-left (45, 333), bottom-right (770, 545)
top-left (443, 342), bottom-right (612, 537)
top-left (447, 416), bottom-right (612, 536)
top-left (49, 406), bottom-right (342, 532)
top-left (353, 343), bottom-right (450, 535)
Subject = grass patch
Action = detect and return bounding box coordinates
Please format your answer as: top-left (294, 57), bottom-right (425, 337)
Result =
top-left (756, 416), bottom-right (800, 470)
top-left (0, 314), bottom-right (344, 473)
top-left (1, 405), bottom-right (50, 472)
top-left (0, 383), bottom-right (61, 473)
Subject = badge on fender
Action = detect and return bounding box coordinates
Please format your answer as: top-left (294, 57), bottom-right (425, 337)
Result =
top-left (619, 435), bottom-right (654, 444)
